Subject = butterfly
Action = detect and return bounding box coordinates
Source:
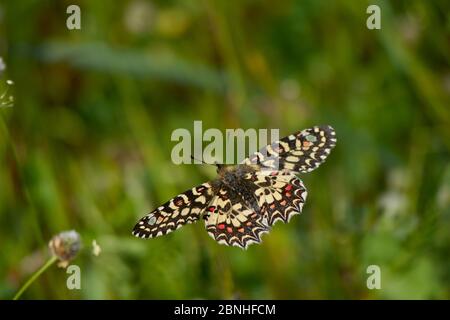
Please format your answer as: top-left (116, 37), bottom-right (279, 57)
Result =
top-left (132, 125), bottom-right (337, 249)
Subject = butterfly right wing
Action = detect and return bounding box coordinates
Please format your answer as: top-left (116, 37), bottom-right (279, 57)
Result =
top-left (244, 170), bottom-right (307, 226)
top-left (241, 125), bottom-right (336, 174)
top-left (132, 182), bottom-right (214, 239)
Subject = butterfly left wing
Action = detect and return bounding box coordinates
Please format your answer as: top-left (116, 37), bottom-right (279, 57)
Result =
top-left (132, 183), bottom-right (214, 239)
top-left (204, 184), bottom-right (269, 249)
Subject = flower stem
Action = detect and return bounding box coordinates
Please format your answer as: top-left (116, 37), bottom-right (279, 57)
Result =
top-left (13, 256), bottom-right (58, 300)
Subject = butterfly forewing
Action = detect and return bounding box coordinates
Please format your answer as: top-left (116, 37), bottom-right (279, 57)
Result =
top-left (132, 183), bottom-right (214, 239)
top-left (242, 125), bottom-right (336, 173)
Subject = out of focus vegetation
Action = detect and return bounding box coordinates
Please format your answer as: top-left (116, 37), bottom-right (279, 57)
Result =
top-left (0, 0), bottom-right (449, 299)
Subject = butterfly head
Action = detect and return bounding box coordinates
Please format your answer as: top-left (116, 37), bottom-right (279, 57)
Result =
top-left (215, 162), bottom-right (226, 174)
top-left (215, 163), bottom-right (238, 175)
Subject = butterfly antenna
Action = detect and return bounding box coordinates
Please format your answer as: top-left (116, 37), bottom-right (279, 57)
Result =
top-left (190, 155), bottom-right (210, 165)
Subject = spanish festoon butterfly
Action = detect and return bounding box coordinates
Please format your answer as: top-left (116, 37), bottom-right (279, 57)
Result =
top-left (132, 125), bottom-right (336, 249)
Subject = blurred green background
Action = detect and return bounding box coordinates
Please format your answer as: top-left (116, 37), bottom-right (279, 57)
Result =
top-left (0, 0), bottom-right (449, 299)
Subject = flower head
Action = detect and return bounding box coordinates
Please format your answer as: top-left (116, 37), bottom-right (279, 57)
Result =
top-left (48, 230), bottom-right (81, 267)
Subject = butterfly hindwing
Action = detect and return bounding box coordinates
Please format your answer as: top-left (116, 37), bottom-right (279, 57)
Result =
top-left (132, 183), bottom-right (213, 239)
top-left (245, 171), bottom-right (307, 226)
top-left (204, 184), bottom-right (269, 249)
top-left (242, 125), bottom-right (336, 173)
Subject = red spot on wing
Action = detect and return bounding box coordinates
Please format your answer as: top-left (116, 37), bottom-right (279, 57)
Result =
top-left (285, 184), bottom-right (293, 191)
top-left (218, 223), bottom-right (225, 230)
top-left (227, 227), bottom-right (233, 233)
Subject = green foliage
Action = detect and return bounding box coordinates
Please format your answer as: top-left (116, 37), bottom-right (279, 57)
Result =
top-left (0, 0), bottom-right (449, 299)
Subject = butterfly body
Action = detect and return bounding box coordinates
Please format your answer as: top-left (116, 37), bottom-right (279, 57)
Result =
top-left (213, 164), bottom-right (261, 213)
top-left (133, 125), bottom-right (336, 249)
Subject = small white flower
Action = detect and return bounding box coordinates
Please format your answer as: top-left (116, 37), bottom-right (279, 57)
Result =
top-left (0, 57), bottom-right (5, 74)
top-left (92, 240), bottom-right (102, 256)
top-left (0, 73), bottom-right (14, 108)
